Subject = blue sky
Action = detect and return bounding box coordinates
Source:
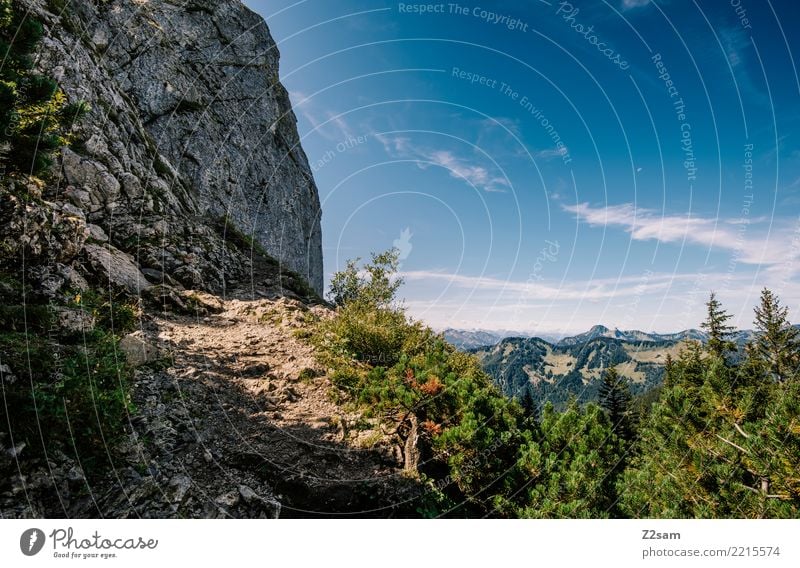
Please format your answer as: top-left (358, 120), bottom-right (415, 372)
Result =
top-left (245, 0), bottom-right (800, 334)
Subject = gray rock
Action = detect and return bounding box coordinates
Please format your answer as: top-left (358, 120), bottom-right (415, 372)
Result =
top-left (119, 332), bottom-right (164, 367)
top-left (239, 484), bottom-right (281, 518)
top-left (145, 284), bottom-right (189, 312)
top-left (141, 268), bottom-right (168, 286)
top-left (59, 264), bottom-right (90, 292)
top-left (52, 307), bottom-right (95, 335)
top-left (1, 190), bottom-right (88, 266)
top-left (61, 147), bottom-right (121, 205)
top-left (167, 474), bottom-right (193, 505)
top-left (215, 490), bottom-right (240, 509)
top-left (86, 224), bottom-right (109, 242)
top-left (0, 363), bottom-right (16, 385)
top-left (28, 0), bottom-right (323, 295)
top-left (84, 243), bottom-right (152, 295)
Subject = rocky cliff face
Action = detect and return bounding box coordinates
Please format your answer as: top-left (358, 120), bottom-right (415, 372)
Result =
top-left (20, 0), bottom-right (323, 295)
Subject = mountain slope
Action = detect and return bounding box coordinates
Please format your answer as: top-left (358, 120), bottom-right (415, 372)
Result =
top-left (442, 329), bottom-right (507, 350)
top-left (474, 335), bottom-right (687, 409)
top-left (8, 0), bottom-right (322, 295)
top-left (557, 325), bottom-right (704, 346)
top-left (1, 270), bottom-right (424, 518)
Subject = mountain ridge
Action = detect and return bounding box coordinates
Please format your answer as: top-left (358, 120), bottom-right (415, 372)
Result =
top-left (442, 323), bottom-right (785, 351)
top-left (472, 334), bottom-right (687, 410)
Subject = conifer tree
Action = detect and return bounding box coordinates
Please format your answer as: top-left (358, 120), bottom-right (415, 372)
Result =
top-left (752, 288), bottom-right (799, 381)
top-left (620, 335), bottom-right (799, 518)
top-left (701, 292), bottom-right (737, 359)
top-left (598, 366), bottom-right (635, 443)
top-left (519, 388), bottom-right (537, 422)
top-left (663, 353), bottom-right (674, 386)
top-left (499, 402), bottom-right (620, 518)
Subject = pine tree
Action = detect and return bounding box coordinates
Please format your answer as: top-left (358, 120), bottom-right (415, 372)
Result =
top-left (663, 353), bottom-right (674, 385)
top-left (701, 292), bottom-right (737, 359)
top-left (499, 402), bottom-right (620, 518)
top-left (519, 388), bottom-right (537, 422)
top-left (620, 339), bottom-right (799, 518)
top-left (752, 288), bottom-right (799, 382)
top-left (598, 366), bottom-right (635, 443)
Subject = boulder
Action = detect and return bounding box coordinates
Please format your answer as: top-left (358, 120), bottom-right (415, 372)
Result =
top-left (52, 307), bottom-right (95, 335)
top-left (119, 332), bottom-right (164, 367)
top-left (84, 243), bottom-right (151, 295)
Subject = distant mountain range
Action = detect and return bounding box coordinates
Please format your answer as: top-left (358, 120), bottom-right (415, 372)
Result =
top-left (443, 324), bottom-right (760, 351)
top-left (553, 324), bottom-right (708, 346)
top-left (442, 328), bottom-right (559, 350)
top-left (472, 334), bottom-right (684, 410)
top-left (442, 329), bottom-right (511, 350)
top-left (460, 323), bottom-right (797, 411)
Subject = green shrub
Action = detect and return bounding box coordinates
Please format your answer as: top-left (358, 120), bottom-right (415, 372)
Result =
top-left (62, 289), bottom-right (140, 336)
top-left (328, 249), bottom-right (402, 308)
top-left (0, 0), bottom-right (89, 176)
top-left (314, 250), bottom-right (533, 515)
top-left (0, 283), bottom-right (135, 476)
top-left (319, 303), bottom-right (409, 367)
top-left (1, 329), bottom-right (133, 471)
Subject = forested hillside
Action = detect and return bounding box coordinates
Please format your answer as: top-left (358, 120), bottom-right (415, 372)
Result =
top-left (474, 335), bottom-right (680, 410)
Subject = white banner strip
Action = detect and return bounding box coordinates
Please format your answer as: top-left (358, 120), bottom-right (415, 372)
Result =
top-left (1, 519), bottom-right (798, 567)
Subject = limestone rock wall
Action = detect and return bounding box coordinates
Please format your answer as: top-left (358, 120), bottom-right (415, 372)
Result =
top-left (21, 0), bottom-right (323, 294)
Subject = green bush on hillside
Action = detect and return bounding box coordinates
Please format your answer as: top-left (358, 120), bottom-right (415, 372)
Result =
top-left (0, 0), bottom-right (88, 177)
top-left (0, 283), bottom-right (135, 475)
top-left (314, 249), bottom-right (622, 517)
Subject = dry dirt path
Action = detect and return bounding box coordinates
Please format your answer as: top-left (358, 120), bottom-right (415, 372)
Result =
top-left (91, 290), bottom-right (421, 518)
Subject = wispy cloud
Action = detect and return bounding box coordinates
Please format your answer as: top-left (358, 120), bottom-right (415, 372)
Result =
top-left (563, 202), bottom-right (800, 272)
top-left (564, 202), bottom-right (724, 247)
top-left (719, 26), bottom-right (748, 69)
top-left (374, 133), bottom-right (510, 192)
top-left (289, 90), bottom-right (353, 141)
top-left (621, 0), bottom-right (651, 9)
top-left (401, 268), bottom-right (709, 301)
top-left (534, 147), bottom-right (570, 160)
top-left (420, 150), bottom-right (509, 192)
top-left (714, 25), bottom-right (766, 105)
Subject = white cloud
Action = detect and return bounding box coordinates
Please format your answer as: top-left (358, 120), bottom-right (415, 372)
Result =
top-left (534, 147), bottom-right (570, 160)
top-left (421, 150), bottom-right (509, 192)
top-left (562, 202), bottom-right (800, 272)
top-left (400, 268), bottom-right (708, 301)
top-left (622, 0), bottom-right (651, 8)
top-left (374, 133), bottom-right (411, 155)
top-left (719, 26), bottom-right (748, 69)
top-left (374, 133), bottom-right (510, 193)
top-left (398, 268), bottom-right (758, 334)
top-left (289, 91), bottom-right (352, 141)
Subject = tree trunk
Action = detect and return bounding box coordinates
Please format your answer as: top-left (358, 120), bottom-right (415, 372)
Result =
top-left (403, 414), bottom-right (420, 474)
